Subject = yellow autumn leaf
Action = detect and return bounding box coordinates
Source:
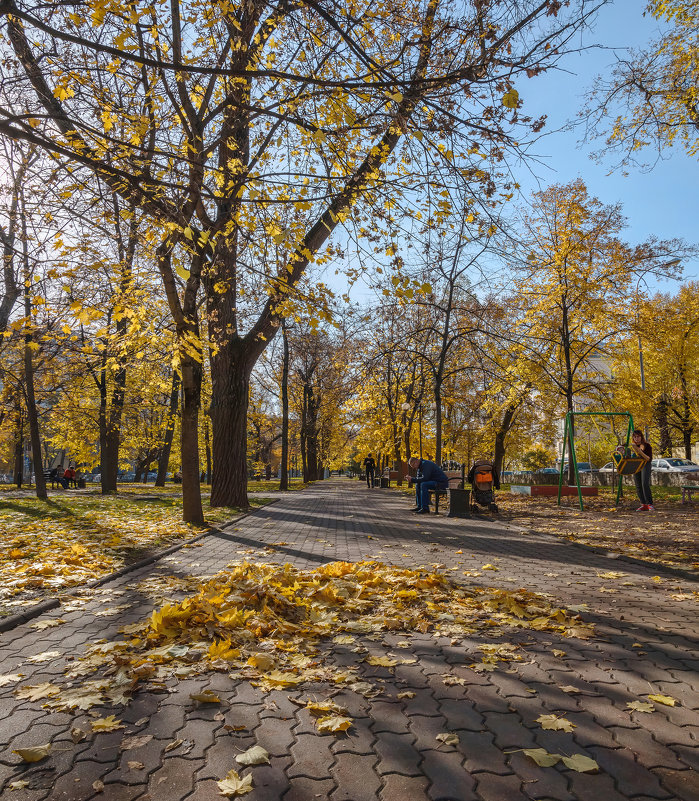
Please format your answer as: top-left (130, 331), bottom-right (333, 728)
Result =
top-left (522, 748), bottom-right (561, 767)
top-left (235, 746), bottom-right (270, 766)
top-left (501, 88), bottom-right (519, 108)
top-left (13, 744), bottom-right (51, 762)
top-left (560, 754), bottom-right (599, 773)
top-left (536, 714), bottom-right (575, 732)
top-left (647, 694), bottom-right (677, 706)
top-left (247, 653), bottom-right (275, 671)
top-left (189, 690), bottom-right (221, 703)
top-left (627, 701), bottom-right (655, 713)
top-left (91, 715), bottom-right (124, 733)
top-left (436, 732), bottom-right (459, 746)
top-left (216, 769), bottom-right (253, 797)
top-left (365, 655), bottom-right (397, 667)
top-left (316, 714), bottom-right (352, 733)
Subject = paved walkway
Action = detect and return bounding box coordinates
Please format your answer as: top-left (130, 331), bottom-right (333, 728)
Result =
top-left (1, 478), bottom-right (698, 800)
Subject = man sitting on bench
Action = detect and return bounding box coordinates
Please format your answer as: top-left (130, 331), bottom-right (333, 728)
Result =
top-left (408, 456), bottom-right (448, 515)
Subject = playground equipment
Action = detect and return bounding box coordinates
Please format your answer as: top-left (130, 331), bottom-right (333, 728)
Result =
top-left (558, 411), bottom-right (638, 511)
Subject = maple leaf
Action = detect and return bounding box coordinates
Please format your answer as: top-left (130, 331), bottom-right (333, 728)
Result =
top-left (26, 650), bottom-right (61, 664)
top-left (316, 715), bottom-right (352, 733)
top-left (15, 683), bottom-right (60, 702)
top-left (30, 618), bottom-right (66, 631)
top-left (91, 715), bottom-right (124, 732)
top-left (365, 655), bottom-right (397, 667)
top-left (216, 769), bottom-right (254, 797)
top-left (537, 714), bottom-right (576, 732)
top-left (627, 701), bottom-right (655, 713)
top-left (0, 673), bottom-right (23, 687)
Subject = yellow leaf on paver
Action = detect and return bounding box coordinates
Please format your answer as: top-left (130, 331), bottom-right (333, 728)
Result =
top-left (481, 564), bottom-right (498, 571)
top-left (127, 761), bottom-right (145, 770)
top-left (190, 691), bottom-right (221, 703)
top-left (551, 649), bottom-right (566, 658)
top-left (256, 670), bottom-right (302, 688)
top-left (0, 674), bottom-right (23, 687)
top-left (71, 728), bottom-right (87, 743)
top-left (365, 656), bottom-right (397, 667)
top-left (522, 748), bottom-right (561, 767)
top-left (597, 571), bottom-right (626, 579)
top-left (91, 715), bottom-right (125, 732)
top-left (26, 650), bottom-right (61, 663)
top-left (247, 653), bottom-right (275, 671)
top-left (164, 739), bottom-right (183, 752)
top-left (536, 714), bottom-right (576, 732)
top-left (93, 780), bottom-right (105, 792)
top-left (217, 769), bottom-right (254, 796)
top-left (648, 694), bottom-right (677, 706)
top-left (307, 701), bottom-right (348, 717)
top-left (627, 701), bottom-right (655, 713)
top-left (209, 640), bottom-right (240, 661)
top-left (436, 733), bottom-right (459, 746)
top-left (29, 618), bottom-right (66, 631)
top-left (559, 685), bottom-right (581, 694)
top-left (235, 746), bottom-right (270, 766)
top-left (398, 692), bottom-right (416, 700)
top-left (332, 635), bottom-right (355, 644)
top-left (15, 683), bottom-right (60, 702)
top-left (13, 744), bottom-right (51, 762)
top-left (316, 715), bottom-right (353, 733)
top-left (560, 754), bottom-right (599, 773)
top-left (442, 675), bottom-right (467, 686)
top-left (8, 780), bottom-right (30, 789)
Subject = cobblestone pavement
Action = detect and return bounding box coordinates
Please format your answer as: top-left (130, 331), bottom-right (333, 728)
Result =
top-left (1, 478), bottom-right (698, 801)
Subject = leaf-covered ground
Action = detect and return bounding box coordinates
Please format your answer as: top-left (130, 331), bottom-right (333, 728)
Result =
top-left (0, 488), bottom-right (278, 619)
top-left (499, 486), bottom-right (699, 573)
top-left (10, 560), bottom-right (595, 718)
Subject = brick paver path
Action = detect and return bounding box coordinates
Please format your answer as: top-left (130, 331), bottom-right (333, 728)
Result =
top-left (1, 478), bottom-right (698, 800)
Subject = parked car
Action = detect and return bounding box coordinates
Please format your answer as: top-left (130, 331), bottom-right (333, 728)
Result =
top-left (651, 458), bottom-right (699, 473)
top-left (562, 462), bottom-right (598, 473)
top-left (537, 467), bottom-right (559, 474)
top-left (598, 462), bottom-right (615, 473)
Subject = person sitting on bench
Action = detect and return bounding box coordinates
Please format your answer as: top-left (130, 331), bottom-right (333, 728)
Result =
top-left (407, 456), bottom-right (448, 514)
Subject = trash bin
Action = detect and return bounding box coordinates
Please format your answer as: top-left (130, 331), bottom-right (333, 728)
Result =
top-left (77, 478), bottom-right (86, 489)
top-left (380, 476), bottom-right (389, 488)
top-left (447, 488), bottom-right (470, 517)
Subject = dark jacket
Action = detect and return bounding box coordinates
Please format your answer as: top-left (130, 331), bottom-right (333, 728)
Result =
top-left (417, 459), bottom-right (448, 486)
top-left (363, 457), bottom-right (376, 472)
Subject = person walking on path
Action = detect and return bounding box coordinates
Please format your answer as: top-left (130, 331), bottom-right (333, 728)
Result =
top-left (408, 455), bottom-right (448, 514)
top-left (363, 454), bottom-right (376, 488)
top-left (631, 429), bottom-right (654, 510)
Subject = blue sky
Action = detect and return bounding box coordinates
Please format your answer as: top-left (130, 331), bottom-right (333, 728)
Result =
top-left (516, 0), bottom-right (697, 283)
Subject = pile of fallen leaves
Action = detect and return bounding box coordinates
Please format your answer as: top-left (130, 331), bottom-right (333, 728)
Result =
top-left (0, 495), bottom-right (201, 616)
top-left (16, 561), bottom-right (594, 713)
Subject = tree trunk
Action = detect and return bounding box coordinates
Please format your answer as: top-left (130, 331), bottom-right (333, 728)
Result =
top-left (21, 208), bottom-right (46, 500)
top-left (279, 326), bottom-right (289, 491)
top-left (156, 371), bottom-right (180, 486)
top-left (653, 394), bottom-right (672, 455)
top-left (209, 343), bottom-right (251, 508)
top-left (204, 417), bottom-right (212, 484)
top-left (180, 349), bottom-right (204, 523)
top-left (493, 402), bottom-right (519, 476)
top-left (13, 403), bottom-right (23, 488)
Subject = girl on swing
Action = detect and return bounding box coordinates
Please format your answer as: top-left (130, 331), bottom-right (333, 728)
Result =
top-left (630, 429), bottom-right (654, 511)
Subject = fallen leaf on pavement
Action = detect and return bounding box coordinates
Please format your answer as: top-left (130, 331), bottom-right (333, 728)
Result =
top-left (217, 769), bottom-right (254, 797)
top-left (13, 743), bottom-right (51, 762)
top-left (627, 701), bottom-right (655, 713)
top-left (436, 733), bottom-right (459, 746)
top-left (647, 694), bottom-right (677, 706)
top-left (235, 746), bottom-right (270, 766)
top-left (536, 714), bottom-right (576, 732)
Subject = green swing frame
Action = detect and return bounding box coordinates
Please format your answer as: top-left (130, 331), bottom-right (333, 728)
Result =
top-left (558, 411), bottom-right (636, 511)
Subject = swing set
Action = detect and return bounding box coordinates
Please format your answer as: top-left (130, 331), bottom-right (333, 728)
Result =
top-left (558, 411), bottom-right (646, 510)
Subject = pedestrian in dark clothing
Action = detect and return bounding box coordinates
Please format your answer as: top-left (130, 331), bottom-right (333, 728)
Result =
top-left (48, 466), bottom-right (59, 489)
top-left (363, 454), bottom-right (376, 488)
top-left (631, 429), bottom-right (654, 510)
top-left (408, 456), bottom-right (448, 514)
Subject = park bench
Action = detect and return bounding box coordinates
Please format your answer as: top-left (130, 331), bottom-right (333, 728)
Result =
top-left (430, 469), bottom-right (466, 514)
top-left (681, 473), bottom-right (699, 503)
